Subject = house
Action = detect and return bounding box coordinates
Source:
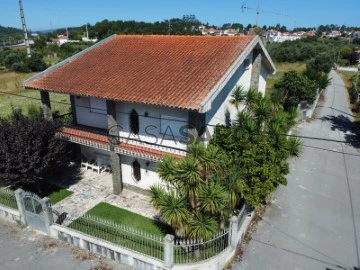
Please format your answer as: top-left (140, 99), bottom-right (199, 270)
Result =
top-left (50, 35), bottom-right (80, 46)
top-left (24, 35), bottom-right (275, 195)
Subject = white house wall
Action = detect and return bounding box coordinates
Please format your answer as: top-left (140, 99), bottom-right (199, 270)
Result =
top-left (80, 145), bottom-right (111, 165)
top-left (75, 97), bottom-right (108, 129)
top-left (204, 51), bottom-right (253, 138)
top-left (259, 64), bottom-right (268, 96)
top-left (121, 156), bottom-right (161, 190)
top-left (115, 102), bottom-right (188, 153)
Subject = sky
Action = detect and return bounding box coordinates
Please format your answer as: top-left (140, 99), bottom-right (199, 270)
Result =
top-left (1, 0), bottom-right (359, 31)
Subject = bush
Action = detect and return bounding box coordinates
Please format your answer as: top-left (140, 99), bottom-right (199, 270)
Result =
top-left (273, 71), bottom-right (318, 109)
top-left (306, 52), bottom-right (333, 74)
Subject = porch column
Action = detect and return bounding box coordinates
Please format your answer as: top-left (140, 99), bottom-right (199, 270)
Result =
top-left (107, 100), bottom-right (123, 195)
top-left (250, 49), bottom-right (262, 91)
top-left (69, 95), bottom-right (77, 124)
top-left (40, 91), bottom-right (53, 121)
top-left (188, 111), bottom-right (206, 143)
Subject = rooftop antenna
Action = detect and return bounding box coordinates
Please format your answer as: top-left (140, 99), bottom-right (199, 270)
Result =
top-left (241, 1), bottom-right (288, 27)
top-left (18, 0), bottom-right (31, 57)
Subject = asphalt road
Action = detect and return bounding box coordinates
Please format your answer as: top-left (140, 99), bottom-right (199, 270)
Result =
top-left (235, 71), bottom-right (360, 270)
top-left (0, 219), bottom-right (132, 270)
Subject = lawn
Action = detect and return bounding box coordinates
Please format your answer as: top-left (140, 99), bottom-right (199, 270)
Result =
top-left (69, 202), bottom-right (227, 263)
top-left (48, 189), bottom-right (73, 204)
top-left (68, 202), bottom-right (172, 260)
top-left (266, 61), bottom-right (306, 96)
top-left (0, 70), bottom-right (71, 118)
top-left (86, 202), bottom-right (172, 236)
top-left (0, 189), bottom-right (18, 209)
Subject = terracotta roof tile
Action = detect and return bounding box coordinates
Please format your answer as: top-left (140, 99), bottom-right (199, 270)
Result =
top-left (58, 126), bottom-right (184, 160)
top-left (25, 35), bottom-right (256, 110)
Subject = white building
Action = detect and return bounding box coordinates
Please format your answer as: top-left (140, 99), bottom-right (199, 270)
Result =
top-left (24, 35), bottom-right (275, 194)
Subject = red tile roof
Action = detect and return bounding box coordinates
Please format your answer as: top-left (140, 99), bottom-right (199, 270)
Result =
top-left (58, 126), bottom-right (184, 160)
top-left (24, 35), bottom-right (256, 110)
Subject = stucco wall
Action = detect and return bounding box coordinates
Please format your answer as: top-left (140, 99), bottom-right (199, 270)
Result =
top-left (75, 96), bottom-right (108, 129)
top-left (259, 63), bottom-right (268, 96)
top-left (115, 102), bottom-right (188, 151)
top-left (204, 51), bottom-right (253, 138)
top-left (121, 156), bottom-right (162, 190)
top-left (80, 145), bottom-right (111, 165)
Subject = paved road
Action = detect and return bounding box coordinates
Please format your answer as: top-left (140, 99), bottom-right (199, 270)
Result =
top-left (236, 71), bottom-right (360, 270)
top-left (0, 219), bottom-right (132, 270)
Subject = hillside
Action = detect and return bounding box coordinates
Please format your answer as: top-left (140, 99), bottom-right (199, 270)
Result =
top-left (0, 25), bottom-right (23, 41)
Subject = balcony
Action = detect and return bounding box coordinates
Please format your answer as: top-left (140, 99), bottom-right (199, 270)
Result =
top-left (57, 125), bottom-right (186, 161)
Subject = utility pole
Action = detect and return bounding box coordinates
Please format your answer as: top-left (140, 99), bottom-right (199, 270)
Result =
top-left (19, 0), bottom-right (31, 57)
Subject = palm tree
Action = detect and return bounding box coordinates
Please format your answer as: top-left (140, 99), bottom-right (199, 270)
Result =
top-left (229, 85), bottom-right (246, 110)
top-left (252, 98), bottom-right (272, 128)
top-left (150, 186), bottom-right (190, 237)
top-left (188, 213), bottom-right (219, 242)
top-left (199, 180), bottom-right (229, 229)
top-left (244, 87), bottom-right (262, 110)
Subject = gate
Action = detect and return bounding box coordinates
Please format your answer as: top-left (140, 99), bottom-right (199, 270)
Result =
top-left (22, 191), bottom-right (47, 233)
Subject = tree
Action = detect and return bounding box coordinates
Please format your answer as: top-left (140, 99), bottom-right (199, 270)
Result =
top-left (0, 108), bottom-right (71, 194)
top-left (273, 71), bottom-right (318, 109)
top-left (306, 52), bottom-right (333, 74)
top-left (151, 143), bottom-right (237, 240)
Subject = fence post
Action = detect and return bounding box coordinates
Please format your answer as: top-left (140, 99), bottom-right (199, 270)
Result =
top-left (164, 234), bottom-right (174, 268)
top-left (14, 189), bottom-right (27, 226)
top-left (229, 216), bottom-right (239, 249)
top-left (41, 197), bottom-right (53, 235)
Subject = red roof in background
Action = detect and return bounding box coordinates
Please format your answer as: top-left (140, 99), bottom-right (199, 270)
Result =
top-left (58, 126), bottom-right (184, 160)
top-left (24, 35), bottom-right (256, 110)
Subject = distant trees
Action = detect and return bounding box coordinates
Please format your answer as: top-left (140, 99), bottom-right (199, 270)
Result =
top-left (0, 108), bottom-right (71, 194)
top-left (267, 38), bottom-right (344, 63)
top-left (0, 48), bottom-right (47, 72)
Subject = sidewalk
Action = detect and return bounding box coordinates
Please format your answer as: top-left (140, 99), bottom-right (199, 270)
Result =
top-left (0, 218), bottom-right (132, 270)
top-left (235, 71), bottom-right (360, 269)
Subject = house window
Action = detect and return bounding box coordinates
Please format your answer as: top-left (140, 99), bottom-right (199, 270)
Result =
top-left (132, 159), bottom-right (141, 181)
top-left (130, 109), bottom-right (139, 135)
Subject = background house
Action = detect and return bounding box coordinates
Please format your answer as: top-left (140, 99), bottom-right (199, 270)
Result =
top-left (24, 35), bottom-right (275, 195)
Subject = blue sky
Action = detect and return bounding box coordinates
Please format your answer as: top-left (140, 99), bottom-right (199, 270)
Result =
top-left (1, 0), bottom-right (359, 31)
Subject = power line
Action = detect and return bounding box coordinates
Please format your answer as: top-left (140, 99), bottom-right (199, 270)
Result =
top-left (0, 90), bottom-right (360, 149)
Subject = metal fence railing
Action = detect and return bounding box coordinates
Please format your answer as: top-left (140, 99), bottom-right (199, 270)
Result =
top-left (0, 188), bottom-right (18, 209)
top-left (53, 211), bottom-right (165, 261)
top-left (173, 229), bottom-right (230, 264)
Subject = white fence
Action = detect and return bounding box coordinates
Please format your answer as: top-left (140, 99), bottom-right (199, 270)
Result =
top-left (0, 189), bottom-right (255, 270)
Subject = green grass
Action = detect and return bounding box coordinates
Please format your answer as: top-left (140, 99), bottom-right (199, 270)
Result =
top-left (48, 189), bottom-right (73, 204)
top-left (86, 202), bottom-right (172, 236)
top-left (0, 71), bottom-right (71, 118)
top-left (0, 189), bottom-right (18, 209)
top-left (68, 202), bottom-right (171, 260)
top-left (266, 61), bottom-right (306, 96)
